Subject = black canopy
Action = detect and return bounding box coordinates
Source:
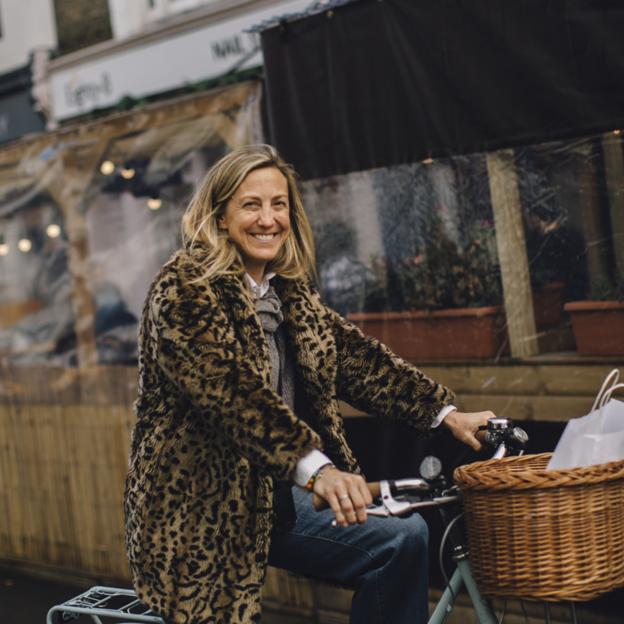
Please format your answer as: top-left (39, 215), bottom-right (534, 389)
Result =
top-left (261, 0), bottom-right (624, 179)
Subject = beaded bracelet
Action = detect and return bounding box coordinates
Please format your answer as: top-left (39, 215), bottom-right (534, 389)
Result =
top-left (305, 463), bottom-right (335, 492)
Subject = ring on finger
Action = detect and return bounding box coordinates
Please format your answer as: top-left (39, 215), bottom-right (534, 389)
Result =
top-left (338, 494), bottom-right (350, 501)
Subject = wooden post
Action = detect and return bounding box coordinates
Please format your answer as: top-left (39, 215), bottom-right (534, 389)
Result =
top-left (46, 138), bottom-right (110, 369)
top-left (576, 141), bottom-right (610, 284)
top-left (601, 132), bottom-right (624, 280)
top-left (486, 150), bottom-right (539, 358)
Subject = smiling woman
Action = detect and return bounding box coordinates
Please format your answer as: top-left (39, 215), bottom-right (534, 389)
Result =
top-left (124, 144), bottom-right (494, 624)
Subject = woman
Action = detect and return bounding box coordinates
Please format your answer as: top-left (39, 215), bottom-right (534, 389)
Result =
top-left (124, 144), bottom-right (493, 624)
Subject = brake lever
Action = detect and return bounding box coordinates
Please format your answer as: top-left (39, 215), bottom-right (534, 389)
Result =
top-left (360, 479), bottom-right (428, 518)
top-left (362, 479), bottom-right (460, 519)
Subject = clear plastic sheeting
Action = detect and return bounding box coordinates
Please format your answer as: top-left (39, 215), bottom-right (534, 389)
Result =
top-left (0, 115), bottom-right (621, 366)
top-left (0, 81), bottom-right (263, 367)
top-left (304, 154), bottom-right (497, 316)
top-left (82, 122), bottom-right (238, 365)
top-left (0, 191), bottom-right (74, 365)
top-left (303, 132), bottom-right (624, 359)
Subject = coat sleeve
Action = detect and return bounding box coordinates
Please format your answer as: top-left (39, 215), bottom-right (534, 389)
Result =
top-left (326, 307), bottom-right (456, 435)
top-left (148, 271), bottom-right (322, 482)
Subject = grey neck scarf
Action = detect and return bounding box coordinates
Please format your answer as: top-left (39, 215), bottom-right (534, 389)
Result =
top-left (255, 285), bottom-right (295, 410)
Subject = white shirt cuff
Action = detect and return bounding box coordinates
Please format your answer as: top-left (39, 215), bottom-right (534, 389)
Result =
top-left (431, 404), bottom-right (457, 428)
top-left (293, 449), bottom-right (333, 487)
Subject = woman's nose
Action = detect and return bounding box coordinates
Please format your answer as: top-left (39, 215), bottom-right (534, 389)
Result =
top-left (257, 205), bottom-right (276, 226)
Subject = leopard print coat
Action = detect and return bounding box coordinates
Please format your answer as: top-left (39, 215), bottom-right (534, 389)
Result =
top-left (124, 246), bottom-right (455, 624)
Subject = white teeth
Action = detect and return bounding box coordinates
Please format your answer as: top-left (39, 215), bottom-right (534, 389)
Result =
top-left (252, 234), bottom-right (275, 241)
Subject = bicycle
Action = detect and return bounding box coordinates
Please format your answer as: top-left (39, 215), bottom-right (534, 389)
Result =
top-left (311, 416), bottom-right (529, 624)
top-left (46, 417), bottom-right (529, 624)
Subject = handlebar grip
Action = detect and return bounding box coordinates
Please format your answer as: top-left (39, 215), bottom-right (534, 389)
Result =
top-left (312, 481), bottom-right (381, 511)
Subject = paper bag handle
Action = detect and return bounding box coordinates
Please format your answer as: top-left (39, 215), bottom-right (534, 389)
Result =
top-left (591, 369), bottom-right (620, 412)
top-left (599, 382), bottom-right (624, 411)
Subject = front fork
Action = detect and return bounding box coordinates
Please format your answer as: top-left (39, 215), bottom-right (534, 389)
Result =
top-left (428, 508), bottom-right (497, 624)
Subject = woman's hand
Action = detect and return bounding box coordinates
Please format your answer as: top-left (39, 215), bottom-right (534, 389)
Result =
top-left (312, 465), bottom-right (373, 527)
top-left (442, 410), bottom-right (495, 451)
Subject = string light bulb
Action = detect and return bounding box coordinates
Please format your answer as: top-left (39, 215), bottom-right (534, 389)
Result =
top-left (422, 157), bottom-right (434, 165)
top-left (147, 197), bottom-right (162, 210)
top-left (100, 160), bottom-right (115, 175)
top-left (613, 129), bottom-right (621, 136)
top-left (46, 224), bottom-right (61, 238)
top-left (0, 243), bottom-right (8, 256)
top-left (120, 167), bottom-right (136, 180)
top-left (18, 238), bottom-right (32, 253)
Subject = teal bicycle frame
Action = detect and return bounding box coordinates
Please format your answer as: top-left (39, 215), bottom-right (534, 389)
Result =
top-left (429, 545), bottom-right (498, 624)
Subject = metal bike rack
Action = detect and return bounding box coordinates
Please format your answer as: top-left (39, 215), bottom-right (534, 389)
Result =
top-left (46, 586), bottom-right (164, 624)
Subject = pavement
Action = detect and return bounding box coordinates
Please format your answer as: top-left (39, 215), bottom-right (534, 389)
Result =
top-left (2, 566), bottom-right (623, 624)
top-left (0, 570), bottom-right (91, 624)
top-left (0, 570), bottom-right (298, 624)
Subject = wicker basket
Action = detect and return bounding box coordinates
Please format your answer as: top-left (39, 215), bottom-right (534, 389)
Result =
top-left (453, 453), bottom-right (624, 602)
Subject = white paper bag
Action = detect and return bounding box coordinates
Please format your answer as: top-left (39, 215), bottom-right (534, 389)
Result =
top-left (548, 369), bottom-right (624, 470)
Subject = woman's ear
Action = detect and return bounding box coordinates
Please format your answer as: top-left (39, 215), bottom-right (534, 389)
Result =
top-left (217, 216), bottom-right (226, 231)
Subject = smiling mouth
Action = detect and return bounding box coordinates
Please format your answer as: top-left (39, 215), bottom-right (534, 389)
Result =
top-left (250, 233), bottom-right (279, 241)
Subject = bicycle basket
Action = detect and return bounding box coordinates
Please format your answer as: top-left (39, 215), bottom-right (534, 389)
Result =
top-left (453, 453), bottom-right (624, 602)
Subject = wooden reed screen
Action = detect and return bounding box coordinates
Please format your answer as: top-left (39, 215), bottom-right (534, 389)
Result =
top-left (0, 365), bottom-right (136, 581)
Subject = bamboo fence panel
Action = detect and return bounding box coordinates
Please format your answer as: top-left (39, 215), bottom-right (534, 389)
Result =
top-left (0, 366), bottom-right (136, 581)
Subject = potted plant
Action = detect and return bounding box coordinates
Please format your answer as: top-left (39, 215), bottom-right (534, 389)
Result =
top-left (348, 219), bottom-right (508, 360)
top-left (563, 275), bottom-right (624, 356)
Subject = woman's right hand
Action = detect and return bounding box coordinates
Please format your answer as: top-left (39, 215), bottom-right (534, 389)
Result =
top-left (312, 465), bottom-right (373, 527)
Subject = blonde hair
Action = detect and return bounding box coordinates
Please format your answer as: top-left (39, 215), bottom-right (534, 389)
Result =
top-left (182, 144), bottom-right (316, 282)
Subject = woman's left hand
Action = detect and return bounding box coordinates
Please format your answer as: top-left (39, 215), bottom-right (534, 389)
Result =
top-left (441, 410), bottom-right (495, 451)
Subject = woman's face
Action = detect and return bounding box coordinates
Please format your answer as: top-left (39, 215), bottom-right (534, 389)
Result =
top-left (218, 166), bottom-right (291, 281)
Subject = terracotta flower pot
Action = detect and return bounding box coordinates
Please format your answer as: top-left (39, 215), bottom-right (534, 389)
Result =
top-left (564, 300), bottom-right (624, 356)
top-left (347, 306), bottom-right (508, 360)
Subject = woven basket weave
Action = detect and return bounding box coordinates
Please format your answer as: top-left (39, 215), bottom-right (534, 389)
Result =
top-left (453, 453), bottom-right (624, 602)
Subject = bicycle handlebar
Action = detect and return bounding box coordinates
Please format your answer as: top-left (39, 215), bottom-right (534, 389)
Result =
top-left (311, 417), bottom-right (528, 516)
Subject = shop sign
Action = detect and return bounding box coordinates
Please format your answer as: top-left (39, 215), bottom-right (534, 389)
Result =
top-left (50, 0), bottom-right (309, 121)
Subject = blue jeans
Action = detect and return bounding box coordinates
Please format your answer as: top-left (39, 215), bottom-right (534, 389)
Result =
top-left (268, 487), bottom-right (429, 624)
